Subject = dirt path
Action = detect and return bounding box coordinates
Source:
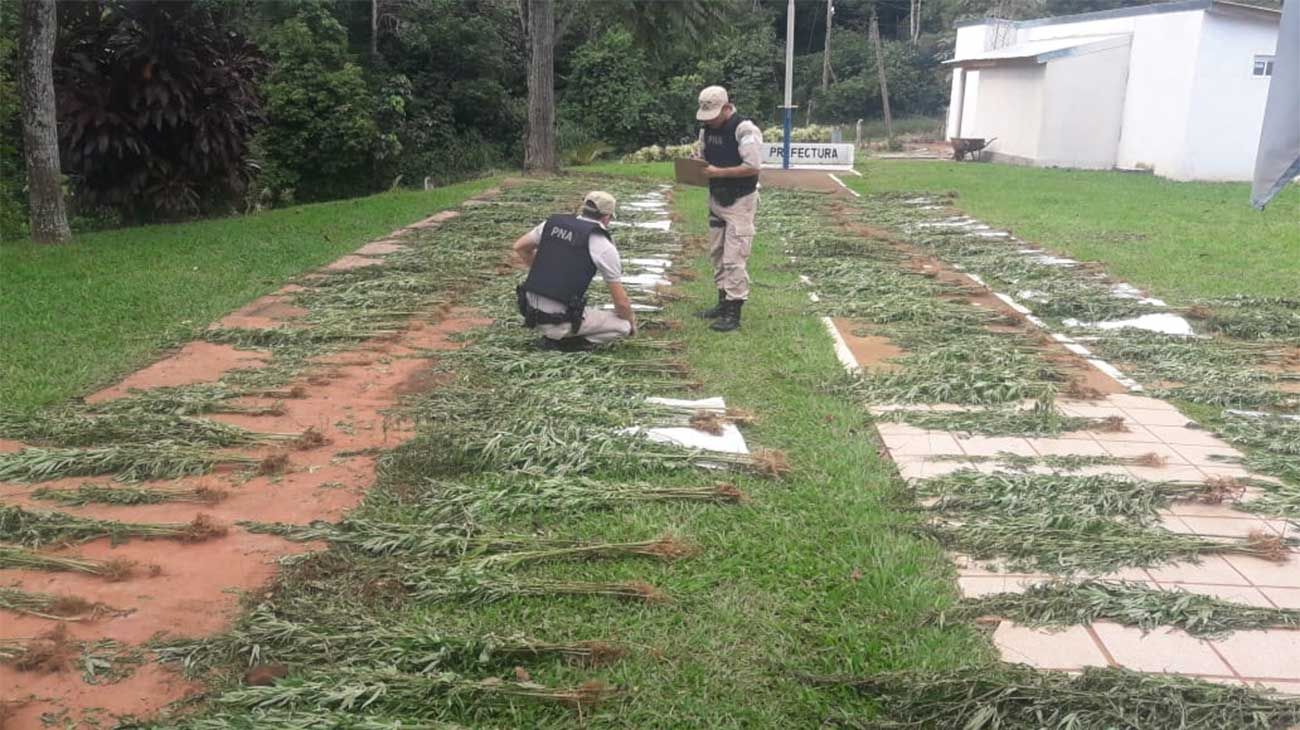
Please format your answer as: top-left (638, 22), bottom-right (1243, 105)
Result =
top-left (0, 196), bottom-right (497, 728)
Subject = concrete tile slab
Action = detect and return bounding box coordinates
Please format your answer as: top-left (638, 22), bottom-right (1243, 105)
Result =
top-left (1102, 442), bottom-right (1190, 464)
top-left (1028, 438), bottom-right (1110, 457)
top-left (1199, 465), bottom-right (1254, 480)
top-left (1158, 513), bottom-right (1199, 535)
top-left (886, 431), bottom-right (964, 457)
top-left (1178, 515), bottom-right (1285, 539)
top-left (956, 436), bottom-right (1038, 457)
top-left (1059, 404), bottom-right (1127, 419)
top-left (1126, 465), bottom-right (1208, 482)
top-left (875, 422), bottom-right (929, 439)
top-left (896, 458), bottom-right (976, 480)
top-left (1092, 423), bottom-right (1162, 443)
top-left (1223, 554), bottom-right (1300, 589)
top-left (1145, 556), bottom-right (1252, 586)
top-left (993, 622), bottom-right (1110, 670)
top-left (1147, 426), bottom-right (1235, 448)
top-left (1212, 630), bottom-right (1300, 679)
top-left (1261, 587), bottom-right (1300, 608)
top-left (957, 575), bottom-right (1051, 598)
top-left (1107, 394), bottom-right (1182, 412)
top-left (1120, 408), bottom-right (1196, 427)
top-left (1091, 623), bottom-right (1232, 674)
top-left (1245, 679), bottom-right (1300, 695)
top-left (1172, 444), bottom-right (1244, 467)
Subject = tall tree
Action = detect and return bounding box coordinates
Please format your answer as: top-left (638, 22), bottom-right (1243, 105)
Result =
top-left (18, 0), bottom-right (70, 243)
top-left (869, 9), bottom-right (893, 142)
top-left (522, 0), bottom-right (556, 173)
top-left (822, 0), bottom-right (833, 89)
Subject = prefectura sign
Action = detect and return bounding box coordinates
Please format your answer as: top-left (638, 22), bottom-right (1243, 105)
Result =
top-left (761, 143), bottom-right (855, 168)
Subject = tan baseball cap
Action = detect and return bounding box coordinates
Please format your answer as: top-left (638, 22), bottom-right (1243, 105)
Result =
top-left (582, 191), bottom-right (617, 218)
top-left (697, 85), bottom-right (729, 121)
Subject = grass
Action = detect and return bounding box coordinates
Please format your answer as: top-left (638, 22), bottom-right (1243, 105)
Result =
top-left (159, 175), bottom-right (989, 728)
top-left (846, 161), bottom-right (1300, 301)
top-left (416, 183), bottom-right (988, 725)
top-left (0, 178), bottom-right (498, 411)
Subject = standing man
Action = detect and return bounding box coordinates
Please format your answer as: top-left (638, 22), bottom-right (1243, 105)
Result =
top-left (695, 85), bottom-right (762, 333)
top-left (513, 191), bottom-right (636, 351)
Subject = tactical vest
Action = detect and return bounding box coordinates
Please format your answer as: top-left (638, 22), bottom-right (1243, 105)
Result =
top-left (702, 115), bottom-right (759, 206)
top-left (518, 214), bottom-right (604, 330)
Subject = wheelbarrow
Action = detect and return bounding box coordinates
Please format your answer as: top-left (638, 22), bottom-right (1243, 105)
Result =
top-left (951, 137), bottom-right (996, 161)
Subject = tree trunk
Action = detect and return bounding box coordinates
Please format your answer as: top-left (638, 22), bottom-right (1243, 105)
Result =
top-left (821, 0), bottom-right (832, 90)
top-left (869, 11), bottom-right (894, 143)
top-left (370, 0), bottom-right (380, 62)
top-left (523, 0), bottom-right (557, 174)
top-left (19, 0), bottom-right (70, 244)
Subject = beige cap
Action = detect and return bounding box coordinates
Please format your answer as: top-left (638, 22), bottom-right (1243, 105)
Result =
top-left (582, 191), bottom-right (617, 218)
top-left (697, 85), bottom-right (729, 121)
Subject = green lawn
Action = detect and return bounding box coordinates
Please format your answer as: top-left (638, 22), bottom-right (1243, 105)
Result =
top-left (586, 159), bottom-right (1300, 302)
top-left (848, 161), bottom-right (1300, 302)
top-left (0, 179), bottom-right (497, 411)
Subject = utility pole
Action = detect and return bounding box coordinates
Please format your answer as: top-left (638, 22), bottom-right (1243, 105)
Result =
top-left (782, 0), bottom-right (795, 169)
top-left (821, 0), bottom-right (833, 90)
top-left (869, 9), bottom-right (894, 145)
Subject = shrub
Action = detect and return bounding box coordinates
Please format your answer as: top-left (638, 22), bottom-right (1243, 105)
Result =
top-left (53, 0), bottom-right (267, 222)
top-left (257, 4), bottom-right (380, 203)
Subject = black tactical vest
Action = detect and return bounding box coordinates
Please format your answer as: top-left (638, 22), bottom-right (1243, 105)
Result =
top-left (521, 214), bottom-right (602, 308)
top-left (702, 114), bottom-right (759, 206)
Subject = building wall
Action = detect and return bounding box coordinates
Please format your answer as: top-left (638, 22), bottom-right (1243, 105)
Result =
top-left (1114, 12), bottom-right (1206, 177)
top-left (947, 25), bottom-right (989, 138)
top-left (1038, 43), bottom-right (1132, 168)
top-left (966, 64), bottom-right (1046, 160)
top-left (1182, 13), bottom-right (1277, 180)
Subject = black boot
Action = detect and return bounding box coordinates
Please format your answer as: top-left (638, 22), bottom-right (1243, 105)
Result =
top-left (710, 299), bottom-right (743, 332)
top-left (695, 289), bottom-right (727, 319)
top-left (536, 337), bottom-right (594, 352)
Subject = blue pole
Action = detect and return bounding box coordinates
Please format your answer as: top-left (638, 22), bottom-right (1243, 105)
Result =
top-left (782, 109), bottom-right (793, 170)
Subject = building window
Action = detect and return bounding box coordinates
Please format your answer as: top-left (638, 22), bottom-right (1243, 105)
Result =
top-left (1253, 54), bottom-right (1274, 77)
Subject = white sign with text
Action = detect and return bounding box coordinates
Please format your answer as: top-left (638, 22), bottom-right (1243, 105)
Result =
top-left (761, 143), bottom-right (855, 168)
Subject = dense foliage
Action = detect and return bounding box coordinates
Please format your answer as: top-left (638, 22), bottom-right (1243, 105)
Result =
top-left (53, 1), bottom-right (267, 222)
top-left (2, 0), bottom-right (1236, 235)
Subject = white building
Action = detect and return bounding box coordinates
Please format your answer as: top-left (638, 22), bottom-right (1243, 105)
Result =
top-left (945, 0), bottom-right (1281, 181)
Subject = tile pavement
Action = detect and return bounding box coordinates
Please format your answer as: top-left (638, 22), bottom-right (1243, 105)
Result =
top-left (867, 390), bottom-right (1300, 692)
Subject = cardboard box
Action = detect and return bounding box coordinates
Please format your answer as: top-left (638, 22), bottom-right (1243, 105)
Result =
top-left (674, 158), bottom-right (709, 187)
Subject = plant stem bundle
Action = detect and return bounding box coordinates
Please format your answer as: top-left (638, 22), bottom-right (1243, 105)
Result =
top-left (811, 664), bottom-right (1300, 729)
top-left (214, 668), bottom-right (620, 713)
top-left (0, 506), bottom-right (225, 547)
top-left (157, 604), bottom-right (624, 677)
top-left (412, 570), bottom-right (668, 605)
top-left (923, 515), bottom-right (1293, 574)
top-left (0, 546), bottom-right (137, 580)
top-left (244, 519), bottom-right (690, 567)
top-left (0, 409), bottom-right (296, 448)
top-left (419, 476), bottom-right (746, 518)
top-left (0, 587), bottom-right (121, 621)
top-left (917, 471), bottom-right (1239, 524)
top-left (32, 483), bottom-right (228, 506)
top-left (0, 442), bottom-right (261, 482)
top-left (955, 579), bottom-right (1300, 637)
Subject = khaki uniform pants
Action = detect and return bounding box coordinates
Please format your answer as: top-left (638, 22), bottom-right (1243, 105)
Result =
top-left (708, 191), bottom-right (758, 301)
top-left (538, 308), bottom-right (633, 345)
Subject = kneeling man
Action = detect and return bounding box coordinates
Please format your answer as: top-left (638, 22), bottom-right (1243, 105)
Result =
top-left (513, 191), bottom-right (636, 350)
